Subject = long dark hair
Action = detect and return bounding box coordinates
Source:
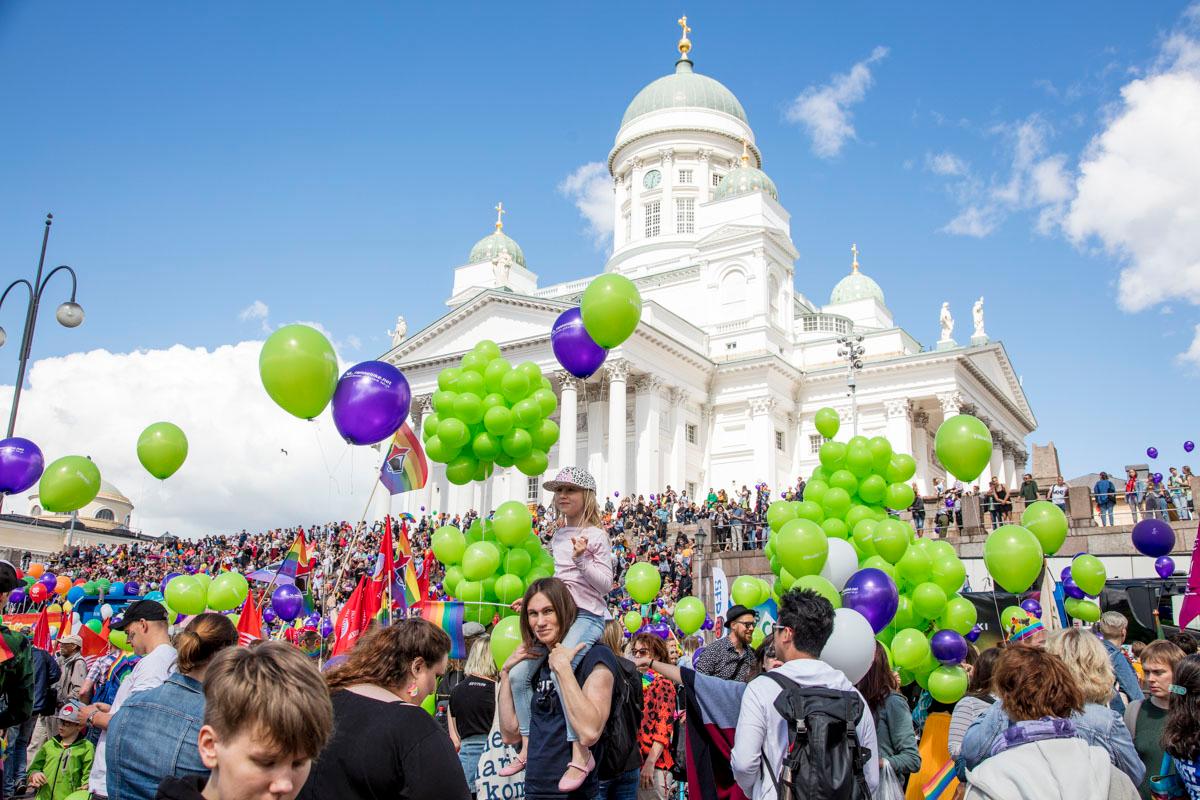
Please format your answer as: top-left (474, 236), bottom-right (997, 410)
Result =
top-left (519, 577), bottom-right (578, 648)
top-left (1163, 654), bottom-right (1200, 761)
top-left (854, 642), bottom-right (896, 716)
top-left (966, 647), bottom-right (1002, 701)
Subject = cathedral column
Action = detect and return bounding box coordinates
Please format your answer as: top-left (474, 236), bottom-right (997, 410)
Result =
top-left (557, 373), bottom-right (578, 471)
top-left (586, 381), bottom-right (606, 487)
top-left (701, 404), bottom-right (715, 494)
top-left (1002, 442), bottom-right (1019, 489)
top-left (749, 396), bottom-right (777, 486)
top-left (912, 409), bottom-right (931, 494)
top-left (668, 390), bottom-right (686, 491)
top-left (989, 431), bottom-right (1005, 489)
top-left (606, 360), bottom-right (630, 496)
top-left (660, 149), bottom-right (675, 234)
top-left (411, 395), bottom-right (436, 517)
top-left (634, 375), bottom-right (664, 497)
top-left (884, 399), bottom-right (914, 456)
top-left (697, 149), bottom-right (712, 202)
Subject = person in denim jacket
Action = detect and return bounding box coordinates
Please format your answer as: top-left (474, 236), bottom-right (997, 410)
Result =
top-left (107, 614), bottom-right (237, 800)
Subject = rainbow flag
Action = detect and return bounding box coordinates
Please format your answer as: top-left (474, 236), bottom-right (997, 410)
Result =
top-left (379, 423), bottom-right (428, 495)
top-left (421, 600), bottom-right (466, 658)
top-left (921, 759), bottom-right (957, 800)
top-left (278, 531), bottom-right (311, 580)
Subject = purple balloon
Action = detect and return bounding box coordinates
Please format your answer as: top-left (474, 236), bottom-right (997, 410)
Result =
top-left (0, 437), bottom-right (44, 495)
top-left (1155, 556), bottom-right (1176, 579)
top-left (1062, 574), bottom-right (1085, 600)
top-left (39, 573), bottom-right (57, 593)
top-left (271, 584), bottom-right (304, 622)
top-left (124, 581), bottom-right (140, 596)
top-left (305, 613), bottom-right (321, 627)
top-left (163, 571), bottom-right (181, 589)
top-left (841, 568), bottom-right (899, 633)
top-left (1154, 473), bottom-right (1164, 484)
top-left (1060, 565), bottom-right (1073, 583)
top-left (262, 606), bottom-right (278, 624)
top-left (320, 618), bottom-right (334, 638)
top-left (1020, 598), bottom-right (1042, 618)
top-left (9, 588), bottom-right (25, 604)
top-left (931, 629), bottom-right (969, 665)
top-left (1186, 441), bottom-right (1195, 453)
top-left (1132, 518), bottom-right (1176, 558)
top-left (332, 361), bottom-right (412, 446)
top-left (1147, 446), bottom-right (1159, 459)
top-left (965, 624), bottom-right (982, 643)
top-left (551, 308), bottom-right (608, 379)
top-left (185, 566), bottom-right (197, 575)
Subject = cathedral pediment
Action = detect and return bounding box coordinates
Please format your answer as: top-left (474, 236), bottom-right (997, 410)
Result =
top-left (695, 224), bottom-right (799, 259)
top-left (961, 344), bottom-right (1037, 431)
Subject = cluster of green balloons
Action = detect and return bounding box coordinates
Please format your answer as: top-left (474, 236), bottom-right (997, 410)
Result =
top-left (137, 421), bottom-right (189, 480)
top-left (430, 501), bottom-right (555, 625)
top-left (759, 407), bottom-right (979, 702)
top-left (423, 340), bottom-right (560, 485)
top-left (164, 571), bottom-right (250, 616)
top-left (580, 274), bottom-right (643, 349)
top-left (259, 324), bottom-right (340, 420)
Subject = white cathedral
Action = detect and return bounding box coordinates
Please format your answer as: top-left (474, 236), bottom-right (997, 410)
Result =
top-left (385, 21), bottom-right (1037, 516)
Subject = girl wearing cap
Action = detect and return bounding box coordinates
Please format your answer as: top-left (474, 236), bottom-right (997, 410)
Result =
top-left (500, 467), bottom-right (614, 792)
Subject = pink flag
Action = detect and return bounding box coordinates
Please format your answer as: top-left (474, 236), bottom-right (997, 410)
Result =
top-left (1177, 522), bottom-right (1200, 629)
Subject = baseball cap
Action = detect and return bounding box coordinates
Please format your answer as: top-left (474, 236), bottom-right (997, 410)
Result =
top-left (462, 621), bottom-right (486, 639)
top-left (110, 599), bottom-right (168, 630)
top-left (57, 701), bottom-right (83, 724)
top-left (543, 467), bottom-right (597, 493)
top-left (59, 634), bottom-right (83, 648)
top-left (724, 605), bottom-right (758, 628)
top-left (0, 560), bottom-right (21, 593)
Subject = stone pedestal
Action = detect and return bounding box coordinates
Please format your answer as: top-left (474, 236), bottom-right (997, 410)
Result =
top-left (961, 495), bottom-right (984, 537)
top-left (970, 335), bottom-right (989, 347)
top-left (1067, 487), bottom-right (1095, 528)
top-left (936, 338), bottom-right (957, 351)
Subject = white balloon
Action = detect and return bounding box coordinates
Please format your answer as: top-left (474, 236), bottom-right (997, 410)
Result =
top-left (820, 607), bottom-right (877, 683)
top-left (820, 538), bottom-right (859, 591)
top-left (100, 603), bottom-right (114, 620)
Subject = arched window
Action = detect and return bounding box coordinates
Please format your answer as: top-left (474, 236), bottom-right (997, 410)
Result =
top-left (720, 268), bottom-right (747, 314)
top-left (30, 505), bottom-right (41, 516)
top-left (95, 508), bottom-right (115, 521)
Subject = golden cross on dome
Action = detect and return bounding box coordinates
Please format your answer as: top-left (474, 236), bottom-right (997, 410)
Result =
top-left (851, 243), bottom-right (860, 272)
top-left (494, 202), bottom-right (505, 231)
top-left (741, 138), bottom-right (750, 165)
top-left (677, 15), bottom-right (692, 58)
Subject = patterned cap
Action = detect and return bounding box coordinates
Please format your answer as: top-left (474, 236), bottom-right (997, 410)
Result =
top-left (543, 466), bottom-right (597, 493)
top-left (57, 701), bottom-right (83, 724)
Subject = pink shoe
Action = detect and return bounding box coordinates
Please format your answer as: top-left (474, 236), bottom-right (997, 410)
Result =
top-left (557, 753), bottom-right (595, 793)
top-left (498, 753), bottom-right (526, 777)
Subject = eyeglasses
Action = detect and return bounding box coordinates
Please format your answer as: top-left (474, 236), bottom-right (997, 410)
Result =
top-left (631, 648), bottom-right (652, 656)
top-left (731, 620), bottom-right (757, 629)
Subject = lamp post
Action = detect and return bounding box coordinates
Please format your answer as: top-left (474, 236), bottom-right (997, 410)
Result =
top-left (0, 214), bottom-right (85, 438)
top-left (836, 334), bottom-right (865, 437)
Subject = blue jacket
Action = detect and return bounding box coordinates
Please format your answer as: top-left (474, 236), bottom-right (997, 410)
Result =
top-left (959, 699), bottom-right (1144, 786)
top-left (1102, 638), bottom-right (1144, 713)
top-left (31, 648), bottom-right (61, 716)
top-left (106, 673), bottom-right (207, 800)
top-left (1093, 479), bottom-right (1117, 508)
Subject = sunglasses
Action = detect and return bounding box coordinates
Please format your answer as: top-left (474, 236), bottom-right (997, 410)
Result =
top-left (631, 648), bottom-right (652, 656)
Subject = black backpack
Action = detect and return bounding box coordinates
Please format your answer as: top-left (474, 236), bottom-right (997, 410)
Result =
top-left (599, 656), bottom-right (644, 780)
top-left (759, 673), bottom-right (871, 800)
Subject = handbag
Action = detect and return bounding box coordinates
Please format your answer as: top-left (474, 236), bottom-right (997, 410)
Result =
top-left (1149, 752), bottom-right (1186, 800)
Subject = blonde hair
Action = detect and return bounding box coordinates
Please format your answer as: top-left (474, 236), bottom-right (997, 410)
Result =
top-left (601, 619), bottom-right (626, 652)
top-left (464, 634), bottom-right (498, 680)
top-left (1045, 628), bottom-right (1116, 705)
top-left (578, 489), bottom-right (604, 529)
top-left (176, 612), bottom-right (238, 675)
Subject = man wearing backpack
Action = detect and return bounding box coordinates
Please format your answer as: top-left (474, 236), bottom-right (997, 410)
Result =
top-left (731, 589), bottom-right (879, 800)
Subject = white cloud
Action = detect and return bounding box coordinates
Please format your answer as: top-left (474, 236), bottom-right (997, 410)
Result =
top-left (1177, 324), bottom-right (1200, 368)
top-left (926, 151), bottom-right (969, 177)
top-left (557, 162), bottom-right (614, 248)
top-left (0, 341), bottom-right (384, 539)
top-left (238, 300), bottom-right (270, 333)
top-left (941, 206), bottom-right (998, 238)
top-left (785, 46), bottom-right (889, 158)
top-left (1065, 24), bottom-right (1200, 313)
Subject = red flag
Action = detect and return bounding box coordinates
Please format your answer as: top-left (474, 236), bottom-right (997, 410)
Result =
top-left (100, 618), bottom-right (110, 642)
top-left (79, 624), bottom-right (109, 660)
top-left (331, 576), bottom-right (373, 657)
top-left (59, 611), bottom-right (72, 638)
top-left (366, 517), bottom-right (400, 623)
top-left (31, 607), bottom-right (50, 651)
top-left (418, 550), bottom-right (435, 605)
top-left (236, 591), bottom-right (264, 646)
top-left (1178, 520), bottom-right (1200, 629)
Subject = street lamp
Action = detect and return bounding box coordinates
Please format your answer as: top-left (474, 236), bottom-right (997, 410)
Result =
top-left (836, 334), bottom-right (865, 437)
top-left (0, 214), bottom-right (84, 438)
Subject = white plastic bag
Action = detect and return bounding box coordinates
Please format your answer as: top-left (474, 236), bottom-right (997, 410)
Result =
top-left (874, 762), bottom-right (905, 800)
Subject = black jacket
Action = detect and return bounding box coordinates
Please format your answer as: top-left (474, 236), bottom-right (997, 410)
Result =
top-left (156, 775), bottom-right (206, 800)
top-left (31, 647), bottom-right (61, 716)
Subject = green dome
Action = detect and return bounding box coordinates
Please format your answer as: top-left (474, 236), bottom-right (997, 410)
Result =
top-left (830, 270), bottom-right (885, 305)
top-left (468, 229), bottom-right (526, 268)
top-left (714, 164), bottom-right (778, 202)
top-left (621, 59), bottom-right (747, 127)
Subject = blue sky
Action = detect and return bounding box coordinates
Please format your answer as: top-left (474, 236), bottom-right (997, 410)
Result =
top-left (1, 1), bottom-right (1199, 521)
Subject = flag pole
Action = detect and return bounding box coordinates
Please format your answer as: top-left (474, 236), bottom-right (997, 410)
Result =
top-left (328, 453), bottom-right (388, 611)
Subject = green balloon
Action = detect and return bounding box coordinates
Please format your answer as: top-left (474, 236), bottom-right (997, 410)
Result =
top-left (863, 555), bottom-right (898, 583)
top-left (445, 454), bottom-right (477, 485)
top-left (1072, 554), bottom-right (1107, 596)
top-left (1000, 605), bottom-right (1030, 631)
top-left (1065, 597), bottom-right (1101, 622)
top-left (437, 368), bottom-right (462, 392)
top-left (484, 358), bottom-right (512, 394)
top-left (462, 542), bottom-right (501, 581)
top-left (515, 449), bottom-right (549, 477)
top-left (82, 581), bottom-right (98, 596)
top-left (504, 549), bottom-right (532, 578)
top-left (814, 407), bottom-right (840, 439)
top-left (794, 575), bottom-right (841, 608)
top-left (532, 388), bottom-right (558, 418)
top-left (897, 547), bottom-right (933, 585)
top-left (457, 370), bottom-right (485, 397)
top-left (1021, 501), bottom-right (1069, 556)
top-left (137, 422), bottom-right (189, 480)
top-left (845, 505), bottom-right (875, 531)
top-left (431, 389), bottom-right (457, 415)
top-left (483, 405), bottom-right (515, 437)
top-left (456, 580), bottom-right (484, 603)
top-left (886, 453), bottom-right (917, 484)
top-left (86, 618), bottom-right (103, 634)
top-left (892, 594), bottom-right (917, 628)
top-left (471, 431), bottom-right (503, 461)
top-left (845, 445), bottom-right (874, 478)
top-left (424, 435), bottom-right (457, 464)
top-left (461, 351), bottom-right (489, 375)
top-left (421, 412), bottom-right (441, 442)
top-left (474, 339), bottom-right (503, 361)
top-left (930, 555), bottom-right (967, 594)
top-left (38, 456), bottom-right (102, 513)
top-left (775, 518), bottom-right (829, 577)
top-left (581, 273), bottom-right (642, 348)
top-left (258, 324), bottom-right (338, 419)
top-left (624, 610), bottom-right (643, 634)
top-left (928, 540), bottom-right (957, 561)
top-left (515, 361), bottom-right (542, 387)
top-left (489, 615), bottom-right (522, 671)
top-left (820, 488), bottom-right (852, 519)
top-left (818, 441), bottom-right (847, 469)
top-left (934, 414), bottom-right (993, 482)
top-left (674, 596), bottom-right (706, 634)
top-left (500, 370), bottom-right (531, 404)
top-left (465, 520), bottom-right (484, 544)
top-left (493, 501), bottom-right (532, 545)
top-left (873, 520), bottom-right (911, 565)
top-left (829, 469), bottom-right (858, 495)
top-left (912, 582), bottom-right (948, 619)
top-left (821, 518), bottom-right (849, 540)
top-left (802, 479), bottom-right (829, 504)
top-left (731, 575), bottom-right (761, 606)
top-left (501, 428), bottom-right (533, 458)
top-left (891, 628), bottom-right (931, 670)
top-left (165, 575), bottom-right (207, 616)
top-left (494, 574), bottom-right (526, 604)
top-left (482, 392), bottom-right (507, 411)
top-left (207, 572), bottom-right (248, 612)
top-left (529, 419), bottom-right (560, 452)
top-left (437, 418), bottom-right (470, 450)
top-left (885, 482), bottom-right (915, 511)
top-left (857, 474), bottom-right (886, 504)
top-left (940, 596), bottom-right (978, 635)
top-left (766, 501), bottom-right (798, 531)
top-left (443, 565), bottom-right (464, 597)
top-left (852, 519), bottom-right (878, 556)
top-left (794, 500), bottom-right (825, 523)
top-left (928, 665), bottom-right (968, 704)
top-left (868, 437), bottom-right (893, 473)
top-left (454, 393), bottom-right (485, 425)
top-left (983, 525), bottom-right (1044, 594)
top-left (432, 525), bottom-right (467, 564)
top-left (625, 562), bottom-right (662, 604)
top-left (513, 398), bottom-right (542, 428)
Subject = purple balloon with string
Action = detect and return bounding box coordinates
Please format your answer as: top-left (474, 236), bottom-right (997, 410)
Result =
top-left (271, 584), bottom-right (304, 622)
top-left (125, 581), bottom-right (140, 596)
top-left (965, 624), bottom-right (982, 643)
top-left (320, 617), bottom-right (334, 638)
top-left (1147, 446), bottom-right (1159, 459)
top-left (0, 437), bottom-right (44, 495)
top-left (1020, 598), bottom-right (1042, 618)
top-left (931, 629), bottom-right (969, 665)
top-left (9, 588), bottom-right (25, 605)
top-left (1062, 574), bottom-right (1085, 600)
top-left (332, 361), bottom-right (412, 446)
top-left (262, 607), bottom-right (278, 624)
top-left (1154, 473), bottom-right (1164, 484)
top-left (841, 568), bottom-right (899, 634)
top-left (551, 307), bottom-right (608, 379)
top-left (1155, 556), bottom-right (1176, 579)
top-left (1132, 518), bottom-right (1176, 558)
top-left (1186, 441), bottom-right (1196, 453)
